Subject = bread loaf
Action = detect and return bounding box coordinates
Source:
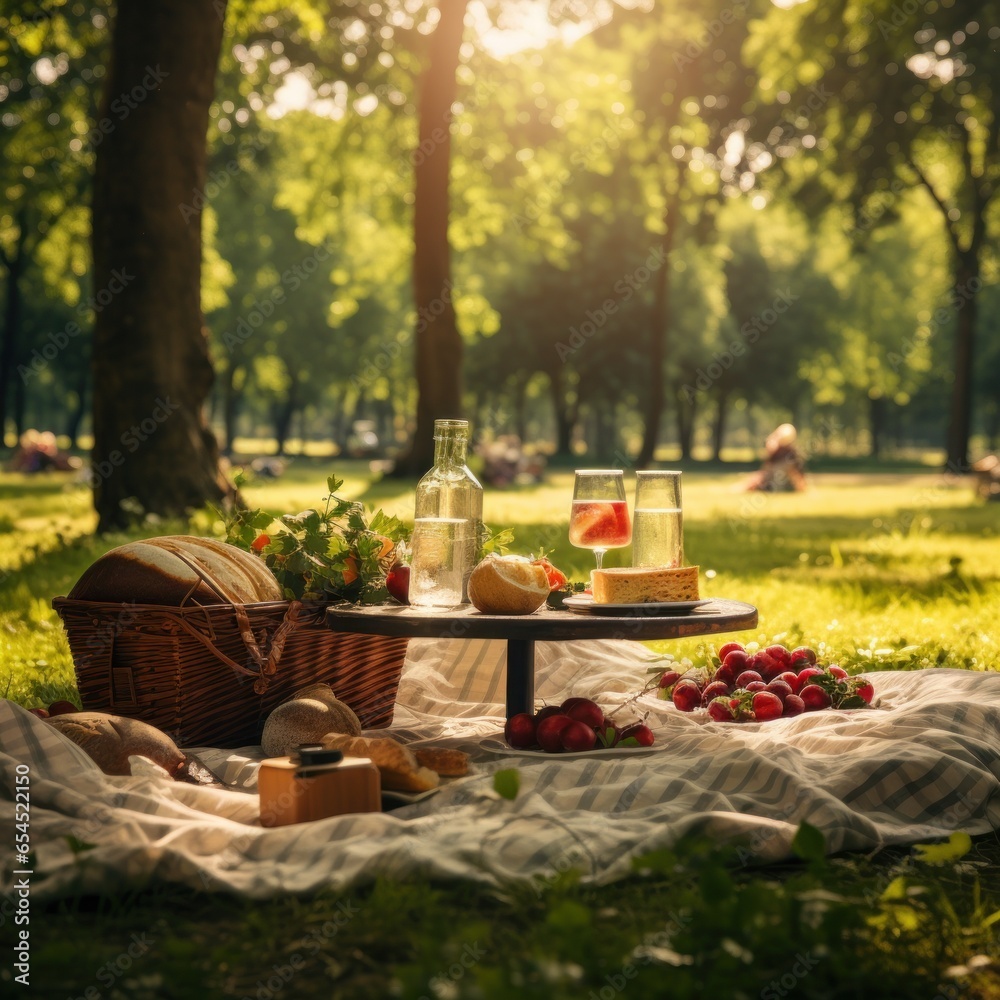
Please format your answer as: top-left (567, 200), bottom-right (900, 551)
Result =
top-left (321, 733), bottom-right (440, 792)
top-left (46, 712), bottom-right (186, 776)
top-left (468, 555), bottom-right (549, 615)
top-left (591, 565), bottom-right (700, 604)
top-left (68, 535), bottom-right (282, 606)
top-left (261, 695), bottom-right (362, 756)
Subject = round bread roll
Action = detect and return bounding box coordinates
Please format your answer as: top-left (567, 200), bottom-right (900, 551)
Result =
top-left (261, 695), bottom-right (362, 757)
top-left (468, 555), bottom-right (549, 615)
top-left (46, 712), bottom-right (186, 777)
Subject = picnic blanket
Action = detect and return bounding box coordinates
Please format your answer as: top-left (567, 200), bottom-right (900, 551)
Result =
top-left (2, 637), bottom-right (1000, 900)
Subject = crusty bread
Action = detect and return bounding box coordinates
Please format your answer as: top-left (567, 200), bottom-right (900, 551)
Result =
top-left (68, 535), bottom-right (282, 606)
top-left (46, 711), bottom-right (186, 776)
top-left (592, 565), bottom-right (699, 604)
top-left (321, 733), bottom-right (440, 792)
top-left (262, 696), bottom-right (363, 756)
top-left (414, 746), bottom-right (469, 776)
top-left (468, 555), bottom-right (548, 615)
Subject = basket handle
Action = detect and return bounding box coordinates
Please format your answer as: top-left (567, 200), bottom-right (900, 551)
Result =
top-left (163, 601), bottom-right (307, 696)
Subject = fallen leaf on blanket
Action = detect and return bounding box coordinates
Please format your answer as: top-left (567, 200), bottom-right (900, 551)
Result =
top-left (791, 820), bottom-right (826, 863)
top-left (493, 768), bottom-right (520, 800)
top-left (911, 831), bottom-right (973, 865)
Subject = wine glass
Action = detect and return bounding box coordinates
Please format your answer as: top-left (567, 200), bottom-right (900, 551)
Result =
top-left (569, 470), bottom-right (631, 570)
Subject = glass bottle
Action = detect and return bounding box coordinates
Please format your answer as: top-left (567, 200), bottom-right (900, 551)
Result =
top-left (409, 419), bottom-right (484, 606)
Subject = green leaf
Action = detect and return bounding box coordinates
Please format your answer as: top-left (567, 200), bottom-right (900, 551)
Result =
top-left (791, 821), bottom-right (826, 863)
top-left (327, 476), bottom-right (344, 494)
top-left (493, 768), bottom-right (520, 800)
top-left (912, 832), bottom-right (973, 866)
top-left (617, 737), bottom-right (641, 748)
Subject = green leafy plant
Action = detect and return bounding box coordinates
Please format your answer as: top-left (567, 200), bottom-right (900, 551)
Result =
top-left (223, 475), bottom-right (409, 604)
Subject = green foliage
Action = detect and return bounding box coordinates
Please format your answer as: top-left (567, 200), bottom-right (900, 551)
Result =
top-left (223, 472), bottom-right (408, 602)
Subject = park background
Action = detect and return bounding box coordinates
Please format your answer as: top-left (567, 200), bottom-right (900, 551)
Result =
top-left (2, 1), bottom-right (1000, 998)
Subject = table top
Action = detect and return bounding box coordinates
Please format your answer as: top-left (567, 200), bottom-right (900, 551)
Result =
top-left (326, 598), bottom-right (757, 642)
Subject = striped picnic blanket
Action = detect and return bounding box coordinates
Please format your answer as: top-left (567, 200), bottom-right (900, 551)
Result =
top-left (2, 638), bottom-right (1000, 900)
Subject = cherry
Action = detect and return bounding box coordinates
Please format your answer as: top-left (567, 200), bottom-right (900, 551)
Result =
top-left (618, 723), bottom-right (655, 747)
top-left (782, 694), bottom-right (806, 717)
top-left (536, 714), bottom-right (574, 752)
top-left (565, 700), bottom-right (604, 729)
top-left (560, 720), bottom-right (598, 752)
top-left (776, 670), bottom-right (802, 694)
top-left (504, 713), bottom-right (538, 749)
top-left (735, 670), bottom-right (763, 688)
top-left (713, 664), bottom-right (736, 687)
top-left (48, 700), bottom-right (78, 716)
top-left (765, 679), bottom-right (793, 702)
top-left (799, 685), bottom-right (833, 711)
top-left (657, 670), bottom-right (682, 690)
top-left (722, 650), bottom-right (749, 674)
top-left (535, 705), bottom-right (564, 723)
top-left (751, 692), bottom-right (784, 722)
top-left (701, 680), bottom-right (732, 704)
top-left (672, 680), bottom-right (702, 713)
top-left (385, 563), bottom-right (410, 604)
top-left (718, 641), bottom-right (745, 661)
top-left (764, 645), bottom-right (791, 668)
top-left (745, 680), bottom-right (767, 693)
top-left (828, 665), bottom-right (848, 680)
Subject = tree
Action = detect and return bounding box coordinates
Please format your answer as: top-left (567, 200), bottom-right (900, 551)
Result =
top-left (0, 5), bottom-right (104, 441)
top-left (91, 0), bottom-right (233, 529)
top-left (397, 0), bottom-right (470, 473)
top-left (749, 0), bottom-right (1000, 469)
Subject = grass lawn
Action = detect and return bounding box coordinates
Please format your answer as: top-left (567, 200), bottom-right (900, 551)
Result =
top-left (2, 462), bottom-right (999, 998)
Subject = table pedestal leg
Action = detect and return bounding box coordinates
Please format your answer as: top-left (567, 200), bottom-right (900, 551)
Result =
top-left (505, 638), bottom-right (535, 719)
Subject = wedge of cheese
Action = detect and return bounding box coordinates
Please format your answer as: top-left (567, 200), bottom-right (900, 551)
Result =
top-left (592, 565), bottom-right (699, 604)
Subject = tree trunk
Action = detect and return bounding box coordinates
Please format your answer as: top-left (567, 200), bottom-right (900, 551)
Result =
top-left (548, 368), bottom-right (578, 457)
top-left (676, 389), bottom-right (696, 461)
top-left (91, 0), bottom-right (233, 531)
top-left (513, 376), bottom-right (528, 442)
top-left (273, 380), bottom-right (299, 457)
top-left (222, 363), bottom-right (241, 456)
top-left (394, 0), bottom-right (469, 476)
top-left (869, 395), bottom-right (885, 460)
top-left (0, 249), bottom-right (24, 446)
top-left (945, 254), bottom-right (979, 472)
top-left (65, 364), bottom-right (89, 448)
top-left (636, 196), bottom-right (679, 469)
top-left (712, 387), bottom-right (729, 462)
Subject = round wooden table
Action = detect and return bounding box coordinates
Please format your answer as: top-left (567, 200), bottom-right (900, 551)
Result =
top-left (327, 599), bottom-right (757, 719)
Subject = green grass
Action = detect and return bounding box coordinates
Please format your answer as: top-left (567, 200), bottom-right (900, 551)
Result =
top-left (1, 463), bottom-right (999, 998)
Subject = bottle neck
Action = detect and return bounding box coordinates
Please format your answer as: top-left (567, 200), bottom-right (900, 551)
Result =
top-left (433, 432), bottom-right (468, 469)
top-left (432, 420), bottom-right (469, 469)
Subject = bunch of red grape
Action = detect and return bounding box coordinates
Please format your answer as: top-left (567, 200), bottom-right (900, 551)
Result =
top-left (504, 697), bottom-right (654, 753)
top-left (660, 642), bottom-right (875, 723)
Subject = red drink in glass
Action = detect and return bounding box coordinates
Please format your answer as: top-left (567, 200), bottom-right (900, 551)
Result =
top-left (569, 500), bottom-right (631, 549)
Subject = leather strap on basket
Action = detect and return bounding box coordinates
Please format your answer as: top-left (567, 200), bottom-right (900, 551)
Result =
top-left (162, 600), bottom-right (306, 696)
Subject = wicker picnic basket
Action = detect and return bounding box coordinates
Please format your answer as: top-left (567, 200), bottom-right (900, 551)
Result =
top-left (52, 536), bottom-right (408, 748)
